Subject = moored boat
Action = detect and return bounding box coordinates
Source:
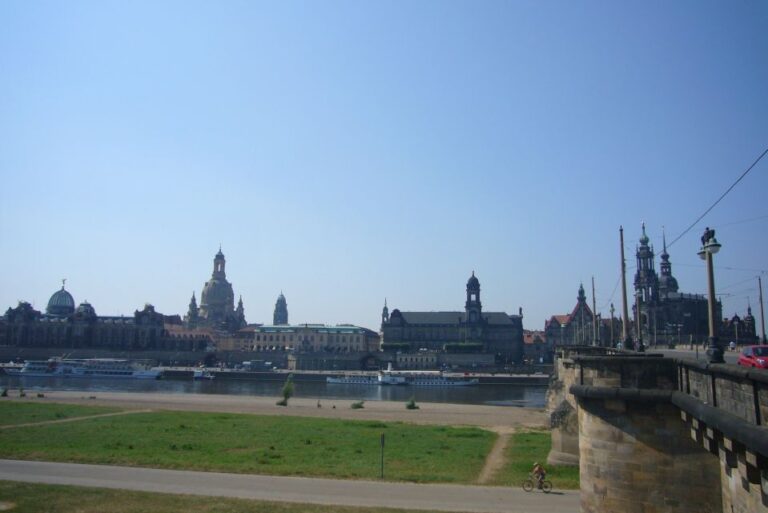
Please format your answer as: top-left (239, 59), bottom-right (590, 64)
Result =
top-left (326, 374), bottom-right (378, 385)
top-left (193, 369), bottom-right (215, 380)
top-left (4, 358), bottom-right (163, 379)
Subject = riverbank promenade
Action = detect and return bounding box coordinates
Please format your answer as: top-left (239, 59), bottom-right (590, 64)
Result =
top-left (0, 459), bottom-right (578, 513)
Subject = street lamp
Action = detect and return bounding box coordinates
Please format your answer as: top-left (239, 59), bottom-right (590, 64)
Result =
top-left (698, 227), bottom-right (723, 363)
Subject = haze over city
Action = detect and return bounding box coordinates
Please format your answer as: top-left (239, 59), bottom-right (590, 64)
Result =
top-left (1, 1), bottom-right (766, 331)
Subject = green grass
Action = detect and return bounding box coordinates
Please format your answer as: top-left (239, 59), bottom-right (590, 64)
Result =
top-left (0, 401), bottom-right (120, 426)
top-left (490, 430), bottom-right (580, 489)
top-left (0, 409), bottom-right (495, 483)
top-left (0, 480), bottom-right (456, 513)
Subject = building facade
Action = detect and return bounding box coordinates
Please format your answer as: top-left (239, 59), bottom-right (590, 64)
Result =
top-left (380, 273), bottom-right (524, 363)
top-left (1, 283), bottom-right (208, 352)
top-left (229, 323), bottom-right (380, 353)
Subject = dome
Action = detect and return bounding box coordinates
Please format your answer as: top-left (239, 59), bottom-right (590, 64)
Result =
top-left (46, 285), bottom-right (75, 316)
top-left (639, 223), bottom-right (650, 245)
top-left (201, 278), bottom-right (234, 305)
top-left (75, 302), bottom-right (97, 318)
top-left (467, 271), bottom-right (480, 288)
top-left (658, 274), bottom-right (678, 293)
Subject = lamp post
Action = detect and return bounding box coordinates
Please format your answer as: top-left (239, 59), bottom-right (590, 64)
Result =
top-left (610, 303), bottom-right (615, 348)
top-left (698, 227), bottom-right (723, 363)
top-left (635, 290), bottom-right (645, 352)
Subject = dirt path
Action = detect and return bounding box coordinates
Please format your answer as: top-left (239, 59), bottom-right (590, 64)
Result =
top-left (0, 409), bottom-right (153, 430)
top-left (476, 425), bottom-right (519, 484)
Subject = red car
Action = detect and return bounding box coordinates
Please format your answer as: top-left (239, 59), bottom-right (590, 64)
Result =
top-left (737, 345), bottom-right (768, 369)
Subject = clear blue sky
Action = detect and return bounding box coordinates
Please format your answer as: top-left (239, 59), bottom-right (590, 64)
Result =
top-left (1, 1), bottom-right (767, 332)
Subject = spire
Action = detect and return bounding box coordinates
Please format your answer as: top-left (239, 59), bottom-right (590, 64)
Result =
top-left (382, 298), bottom-right (390, 324)
top-left (639, 222), bottom-right (649, 245)
top-left (61, 278), bottom-right (66, 290)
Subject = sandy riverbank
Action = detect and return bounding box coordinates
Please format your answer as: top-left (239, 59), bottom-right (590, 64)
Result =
top-left (7, 390), bottom-right (548, 431)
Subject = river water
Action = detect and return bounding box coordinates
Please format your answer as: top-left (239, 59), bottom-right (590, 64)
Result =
top-left (0, 375), bottom-right (547, 408)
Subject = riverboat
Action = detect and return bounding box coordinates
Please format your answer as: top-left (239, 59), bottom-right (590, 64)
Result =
top-left (326, 374), bottom-right (378, 385)
top-left (193, 369), bottom-right (215, 380)
top-left (4, 358), bottom-right (163, 379)
top-left (378, 369), bottom-right (479, 386)
top-left (327, 368), bottom-right (478, 387)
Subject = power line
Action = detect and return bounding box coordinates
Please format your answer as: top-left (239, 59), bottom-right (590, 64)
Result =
top-left (667, 146), bottom-right (768, 249)
top-left (718, 214), bottom-right (768, 228)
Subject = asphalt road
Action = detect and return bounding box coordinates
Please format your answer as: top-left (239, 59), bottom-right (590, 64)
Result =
top-left (649, 347), bottom-right (740, 364)
top-left (0, 459), bottom-right (579, 513)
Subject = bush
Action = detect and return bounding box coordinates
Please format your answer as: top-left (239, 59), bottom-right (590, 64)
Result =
top-left (406, 397), bottom-right (419, 410)
top-left (0, 389), bottom-right (7, 397)
top-left (350, 400), bottom-right (365, 409)
top-left (278, 375), bottom-right (294, 406)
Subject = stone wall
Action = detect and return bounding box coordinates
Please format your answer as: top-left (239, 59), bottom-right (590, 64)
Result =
top-left (680, 361), bottom-right (768, 426)
top-left (576, 391), bottom-right (721, 513)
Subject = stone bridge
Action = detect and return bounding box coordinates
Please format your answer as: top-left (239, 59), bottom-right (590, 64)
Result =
top-left (547, 346), bottom-right (768, 513)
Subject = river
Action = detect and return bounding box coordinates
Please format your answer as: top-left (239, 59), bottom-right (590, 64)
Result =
top-left (0, 375), bottom-right (547, 408)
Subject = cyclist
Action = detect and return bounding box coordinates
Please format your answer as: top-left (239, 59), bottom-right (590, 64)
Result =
top-left (532, 462), bottom-right (547, 489)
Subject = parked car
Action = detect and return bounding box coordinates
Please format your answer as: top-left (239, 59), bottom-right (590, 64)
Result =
top-left (737, 345), bottom-right (768, 369)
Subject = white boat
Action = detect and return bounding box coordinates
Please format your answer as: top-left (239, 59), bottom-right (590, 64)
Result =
top-left (379, 369), bottom-right (478, 386)
top-left (326, 374), bottom-right (378, 385)
top-left (5, 358), bottom-right (163, 379)
top-left (327, 365), bottom-right (478, 387)
top-left (193, 369), bottom-right (215, 380)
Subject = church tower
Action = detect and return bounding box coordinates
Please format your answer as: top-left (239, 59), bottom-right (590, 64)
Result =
top-left (634, 223), bottom-right (659, 304)
top-left (465, 271), bottom-right (482, 323)
top-left (184, 292), bottom-right (199, 329)
top-left (382, 298), bottom-right (389, 324)
top-left (198, 248), bottom-right (236, 328)
top-left (658, 230), bottom-right (679, 297)
top-left (273, 293), bottom-right (288, 325)
top-left (234, 296), bottom-right (246, 329)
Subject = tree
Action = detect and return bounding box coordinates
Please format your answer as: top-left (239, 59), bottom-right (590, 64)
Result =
top-left (276, 374), bottom-right (294, 406)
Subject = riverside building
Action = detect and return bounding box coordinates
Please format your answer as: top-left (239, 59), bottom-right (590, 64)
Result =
top-left (380, 272), bottom-right (525, 364)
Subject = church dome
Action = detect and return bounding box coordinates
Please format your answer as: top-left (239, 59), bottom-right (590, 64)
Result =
top-left (467, 271), bottom-right (480, 288)
top-left (658, 274), bottom-right (678, 293)
top-left (75, 302), bottom-right (97, 318)
top-left (201, 278), bottom-right (234, 305)
top-left (46, 284), bottom-right (75, 316)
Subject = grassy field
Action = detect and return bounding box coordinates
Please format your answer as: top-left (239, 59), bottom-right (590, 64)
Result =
top-left (0, 401), bottom-right (120, 426)
top-left (490, 430), bottom-right (579, 490)
top-left (0, 481), bottom-right (455, 513)
top-left (0, 405), bottom-right (494, 483)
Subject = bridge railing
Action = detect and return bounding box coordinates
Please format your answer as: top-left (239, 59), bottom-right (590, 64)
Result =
top-left (676, 359), bottom-right (768, 427)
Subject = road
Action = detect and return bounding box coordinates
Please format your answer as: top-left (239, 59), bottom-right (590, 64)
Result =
top-left (0, 459), bottom-right (578, 513)
top-left (649, 346), bottom-right (740, 364)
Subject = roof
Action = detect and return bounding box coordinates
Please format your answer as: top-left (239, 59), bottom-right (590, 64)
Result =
top-left (546, 314), bottom-right (571, 329)
top-left (398, 311), bottom-right (515, 325)
top-left (523, 331), bottom-right (546, 345)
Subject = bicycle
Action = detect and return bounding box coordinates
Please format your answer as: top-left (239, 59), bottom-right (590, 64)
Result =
top-left (522, 473), bottom-right (552, 493)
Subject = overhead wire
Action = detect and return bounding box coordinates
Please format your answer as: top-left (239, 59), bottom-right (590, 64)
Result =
top-left (667, 146), bottom-right (768, 250)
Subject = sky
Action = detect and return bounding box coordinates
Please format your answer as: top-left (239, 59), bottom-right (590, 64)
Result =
top-left (1, 1), bottom-right (767, 333)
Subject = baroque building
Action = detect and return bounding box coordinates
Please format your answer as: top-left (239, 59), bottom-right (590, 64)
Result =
top-left (184, 249), bottom-right (246, 332)
top-left (1, 282), bottom-right (207, 351)
top-left (633, 225), bottom-right (719, 345)
top-left (380, 272), bottom-right (524, 363)
top-left (273, 293), bottom-right (288, 325)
